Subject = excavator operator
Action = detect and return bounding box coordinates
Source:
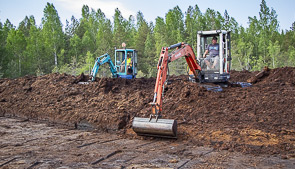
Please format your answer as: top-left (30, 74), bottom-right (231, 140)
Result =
top-left (121, 53), bottom-right (133, 74)
top-left (203, 36), bottom-right (219, 69)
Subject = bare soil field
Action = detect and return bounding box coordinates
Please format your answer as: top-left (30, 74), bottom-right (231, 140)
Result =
top-left (1, 67), bottom-right (295, 168)
top-left (1, 117), bottom-right (294, 168)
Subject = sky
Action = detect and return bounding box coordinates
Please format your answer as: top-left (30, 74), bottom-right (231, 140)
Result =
top-left (0, 0), bottom-right (294, 31)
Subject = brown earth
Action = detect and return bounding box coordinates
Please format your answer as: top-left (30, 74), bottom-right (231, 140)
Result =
top-left (2, 117), bottom-right (294, 168)
top-left (0, 67), bottom-right (295, 157)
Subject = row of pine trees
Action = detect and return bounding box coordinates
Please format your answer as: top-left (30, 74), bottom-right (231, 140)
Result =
top-left (0, 0), bottom-right (295, 78)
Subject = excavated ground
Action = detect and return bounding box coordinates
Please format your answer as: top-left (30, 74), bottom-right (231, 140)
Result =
top-left (0, 67), bottom-right (295, 159)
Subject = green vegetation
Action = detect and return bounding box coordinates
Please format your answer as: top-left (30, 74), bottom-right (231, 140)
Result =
top-left (0, 0), bottom-right (294, 78)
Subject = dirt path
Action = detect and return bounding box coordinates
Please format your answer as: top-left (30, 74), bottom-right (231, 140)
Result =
top-left (1, 117), bottom-right (294, 168)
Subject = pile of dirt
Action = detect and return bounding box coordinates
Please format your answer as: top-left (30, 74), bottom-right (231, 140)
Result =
top-left (0, 67), bottom-right (295, 157)
top-left (229, 69), bottom-right (257, 82)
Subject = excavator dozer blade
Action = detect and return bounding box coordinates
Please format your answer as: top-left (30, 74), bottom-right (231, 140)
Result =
top-left (132, 117), bottom-right (177, 138)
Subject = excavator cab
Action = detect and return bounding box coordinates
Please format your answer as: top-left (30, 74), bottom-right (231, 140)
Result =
top-left (196, 30), bottom-right (231, 83)
top-left (115, 49), bottom-right (138, 79)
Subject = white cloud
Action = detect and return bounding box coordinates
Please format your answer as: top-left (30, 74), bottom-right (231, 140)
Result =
top-left (54, 0), bottom-right (135, 19)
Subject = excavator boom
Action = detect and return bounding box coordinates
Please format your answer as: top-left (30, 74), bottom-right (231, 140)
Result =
top-left (90, 53), bottom-right (118, 81)
top-left (132, 42), bottom-right (202, 138)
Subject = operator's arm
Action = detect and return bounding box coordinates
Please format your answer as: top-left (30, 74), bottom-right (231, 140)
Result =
top-left (203, 50), bottom-right (208, 58)
top-left (122, 59), bottom-right (125, 65)
top-left (203, 44), bottom-right (210, 58)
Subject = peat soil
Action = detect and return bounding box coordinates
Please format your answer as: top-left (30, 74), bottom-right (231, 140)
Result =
top-left (0, 67), bottom-right (295, 158)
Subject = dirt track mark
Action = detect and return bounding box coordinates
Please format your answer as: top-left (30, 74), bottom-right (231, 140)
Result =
top-left (77, 138), bottom-right (121, 148)
top-left (91, 150), bottom-right (123, 165)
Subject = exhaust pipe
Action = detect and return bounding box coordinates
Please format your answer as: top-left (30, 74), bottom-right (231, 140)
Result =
top-left (132, 117), bottom-right (177, 138)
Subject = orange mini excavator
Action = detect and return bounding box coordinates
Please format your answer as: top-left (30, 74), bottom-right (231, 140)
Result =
top-left (132, 30), bottom-right (235, 138)
top-left (132, 42), bottom-right (202, 138)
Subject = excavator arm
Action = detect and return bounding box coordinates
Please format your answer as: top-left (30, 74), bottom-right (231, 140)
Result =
top-left (90, 53), bottom-right (118, 81)
top-left (151, 42), bottom-right (201, 118)
top-left (132, 42), bottom-right (202, 138)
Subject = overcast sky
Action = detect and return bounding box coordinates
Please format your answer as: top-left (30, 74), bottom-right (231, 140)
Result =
top-left (0, 0), bottom-right (294, 31)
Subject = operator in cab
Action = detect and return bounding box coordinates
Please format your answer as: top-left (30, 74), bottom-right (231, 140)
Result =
top-left (203, 36), bottom-right (219, 69)
top-left (121, 53), bottom-right (133, 74)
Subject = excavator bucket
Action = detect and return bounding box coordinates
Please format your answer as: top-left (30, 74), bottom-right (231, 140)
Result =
top-left (132, 117), bottom-right (177, 138)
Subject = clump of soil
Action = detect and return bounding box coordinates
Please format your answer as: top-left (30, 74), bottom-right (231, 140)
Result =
top-left (0, 67), bottom-right (294, 156)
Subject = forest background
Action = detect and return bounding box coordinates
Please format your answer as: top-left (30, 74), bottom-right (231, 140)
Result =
top-left (1, 0), bottom-right (295, 78)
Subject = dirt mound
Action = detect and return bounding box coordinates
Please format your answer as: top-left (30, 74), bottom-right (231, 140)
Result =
top-left (258, 67), bottom-right (295, 85)
top-left (0, 68), bottom-right (295, 157)
top-left (229, 70), bottom-right (257, 82)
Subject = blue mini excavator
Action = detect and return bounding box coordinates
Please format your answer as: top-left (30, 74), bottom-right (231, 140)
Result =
top-left (90, 48), bottom-right (138, 81)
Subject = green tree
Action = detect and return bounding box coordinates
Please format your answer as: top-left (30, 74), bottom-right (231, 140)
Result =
top-left (223, 10), bottom-right (238, 33)
top-left (64, 16), bottom-right (80, 66)
top-left (203, 8), bottom-right (223, 30)
top-left (291, 22), bottom-right (295, 31)
top-left (287, 46), bottom-right (295, 67)
top-left (184, 4), bottom-right (203, 49)
top-left (246, 16), bottom-right (260, 69)
top-left (6, 28), bottom-right (26, 77)
top-left (94, 9), bottom-right (114, 77)
top-left (125, 15), bottom-right (136, 48)
top-left (144, 26), bottom-right (157, 77)
top-left (79, 51), bottom-right (95, 75)
top-left (0, 21), bottom-right (6, 77)
top-left (268, 40), bottom-right (280, 68)
top-left (135, 11), bottom-right (150, 74)
top-left (113, 8), bottom-right (128, 48)
top-left (42, 2), bottom-right (65, 71)
top-left (65, 16), bottom-right (79, 37)
top-left (154, 17), bottom-right (167, 56)
top-left (75, 5), bottom-right (89, 39)
top-left (82, 30), bottom-right (95, 54)
top-left (165, 6), bottom-right (185, 44)
top-left (0, 20), bottom-right (14, 77)
top-left (1, 1), bottom-right (293, 77)
top-left (23, 16), bottom-right (43, 75)
top-left (18, 16), bottom-right (32, 38)
top-left (256, 0), bottom-right (279, 69)
top-left (69, 34), bottom-right (82, 62)
top-left (165, 6), bottom-right (188, 75)
top-left (184, 6), bottom-right (195, 47)
top-left (95, 9), bottom-right (113, 55)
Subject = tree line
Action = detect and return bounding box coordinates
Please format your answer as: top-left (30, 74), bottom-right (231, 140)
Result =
top-left (0, 0), bottom-right (294, 79)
